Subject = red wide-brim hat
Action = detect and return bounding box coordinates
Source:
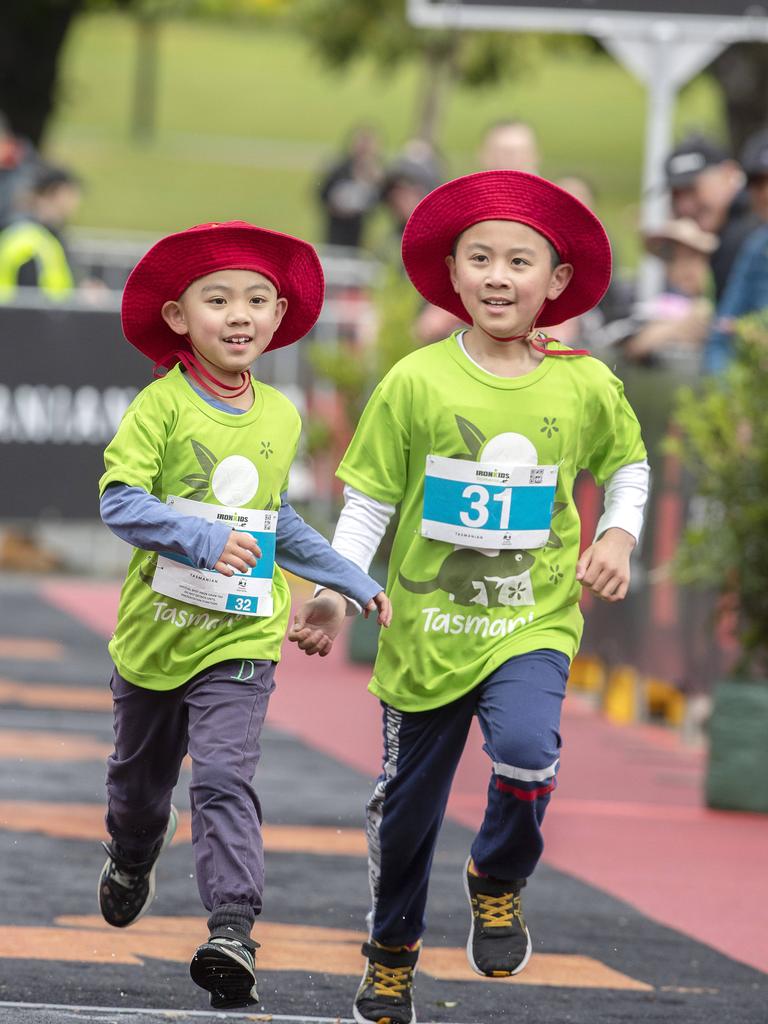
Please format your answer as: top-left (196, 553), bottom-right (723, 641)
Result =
top-left (401, 171), bottom-right (612, 328)
top-left (121, 221), bottom-right (325, 364)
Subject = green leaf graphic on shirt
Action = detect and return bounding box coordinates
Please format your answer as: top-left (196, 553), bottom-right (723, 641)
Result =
top-left (455, 415), bottom-right (486, 460)
top-left (180, 440), bottom-right (219, 499)
top-left (546, 502), bottom-right (568, 549)
top-left (182, 473), bottom-right (210, 490)
top-left (192, 439), bottom-right (217, 476)
top-left (138, 552), bottom-right (158, 586)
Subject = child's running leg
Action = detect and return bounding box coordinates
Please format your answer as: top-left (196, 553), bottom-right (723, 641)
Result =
top-left (473, 648), bottom-right (569, 876)
top-left (465, 648), bottom-right (569, 976)
top-left (367, 695), bottom-right (476, 945)
top-left (100, 668), bottom-right (187, 927)
top-left (355, 694), bottom-right (475, 1024)
top-left (185, 658), bottom-right (275, 1009)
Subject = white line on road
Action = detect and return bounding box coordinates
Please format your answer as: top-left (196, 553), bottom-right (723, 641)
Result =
top-left (0, 1001), bottom-right (472, 1024)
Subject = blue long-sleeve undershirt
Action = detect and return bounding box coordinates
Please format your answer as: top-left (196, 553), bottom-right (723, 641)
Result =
top-left (100, 376), bottom-right (382, 609)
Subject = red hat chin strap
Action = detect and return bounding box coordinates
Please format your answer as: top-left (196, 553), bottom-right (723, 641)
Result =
top-left (483, 300), bottom-right (591, 357)
top-left (154, 347), bottom-right (252, 399)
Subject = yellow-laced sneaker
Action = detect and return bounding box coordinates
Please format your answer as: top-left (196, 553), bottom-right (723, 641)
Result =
top-left (353, 939), bottom-right (419, 1024)
top-left (463, 856), bottom-right (532, 977)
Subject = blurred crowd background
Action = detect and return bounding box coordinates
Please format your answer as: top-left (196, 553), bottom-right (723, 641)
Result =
top-left (2, 1), bottom-right (768, 745)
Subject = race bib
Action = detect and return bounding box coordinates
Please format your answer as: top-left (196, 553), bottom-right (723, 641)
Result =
top-left (422, 455), bottom-right (558, 550)
top-left (151, 495), bottom-right (277, 617)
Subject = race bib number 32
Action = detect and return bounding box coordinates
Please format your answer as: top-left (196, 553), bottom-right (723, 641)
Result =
top-left (151, 495), bottom-right (277, 617)
top-left (422, 455), bottom-right (557, 549)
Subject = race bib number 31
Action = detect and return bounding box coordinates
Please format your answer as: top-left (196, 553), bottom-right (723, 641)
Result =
top-left (151, 495), bottom-right (278, 617)
top-left (422, 455), bottom-right (557, 549)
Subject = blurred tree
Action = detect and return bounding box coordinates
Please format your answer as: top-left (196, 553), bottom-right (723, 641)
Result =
top-left (96, 0), bottom-right (283, 142)
top-left (0, 0), bottom-right (282, 147)
top-left (288, 0), bottom-right (569, 145)
top-left (0, 0), bottom-right (85, 146)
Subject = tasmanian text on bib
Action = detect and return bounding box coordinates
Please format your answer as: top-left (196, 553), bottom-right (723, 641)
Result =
top-left (422, 455), bottom-right (557, 549)
top-left (151, 495), bottom-right (277, 616)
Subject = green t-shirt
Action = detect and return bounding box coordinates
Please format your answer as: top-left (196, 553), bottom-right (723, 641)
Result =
top-left (337, 334), bottom-right (647, 712)
top-left (100, 364), bottom-right (300, 690)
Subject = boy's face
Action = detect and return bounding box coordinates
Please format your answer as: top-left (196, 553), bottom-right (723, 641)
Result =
top-left (161, 269), bottom-right (288, 378)
top-left (446, 220), bottom-right (573, 339)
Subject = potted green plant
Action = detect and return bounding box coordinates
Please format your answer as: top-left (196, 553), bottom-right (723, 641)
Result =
top-left (668, 312), bottom-right (768, 812)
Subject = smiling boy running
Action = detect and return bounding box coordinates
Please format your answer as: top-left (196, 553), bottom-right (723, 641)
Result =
top-left (290, 172), bottom-right (650, 1024)
top-left (97, 222), bottom-right (390, 1011)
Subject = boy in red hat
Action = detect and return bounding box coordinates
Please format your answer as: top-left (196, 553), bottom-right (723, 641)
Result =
top-left (290, 172), bottom-right (649, 1024)
top-left (97, 221), bottom-right (391, 1010)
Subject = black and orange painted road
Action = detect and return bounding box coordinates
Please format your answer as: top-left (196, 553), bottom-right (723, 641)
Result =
top-left (0, 574), bottom-right (766, 1024)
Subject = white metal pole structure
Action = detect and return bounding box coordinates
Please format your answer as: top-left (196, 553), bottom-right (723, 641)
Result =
top-left (407, 0), bottom-right (768, 304)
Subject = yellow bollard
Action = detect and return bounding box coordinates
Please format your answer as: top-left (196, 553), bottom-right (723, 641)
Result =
top-left (570, 654), bottom-right (606, 694)
top-left (644, 677), bottom-right (687, 727)
top-left (603, 665), bottom-right (641, 724)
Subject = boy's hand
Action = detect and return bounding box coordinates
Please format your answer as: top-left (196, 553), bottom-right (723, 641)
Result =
top-left (576, 527), bottom-right (635, 603)
top-left (214, 530), bottom-right (261, 577)
top-left (365, 591), bottom-right (392, 627)
top-left (287, 589), bottom-right (393, 657)
top-left (288, 590), bottom-right (348, 657)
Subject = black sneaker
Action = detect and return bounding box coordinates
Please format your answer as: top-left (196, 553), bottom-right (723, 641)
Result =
top-left (353, 940), bottom-right (418, 1024)
top-left (190, 930), bottom-right (260, 1009)
top-left (463, 856), bottom-right (532, 977)
top-left (98, 805), bottom-right (178, 928)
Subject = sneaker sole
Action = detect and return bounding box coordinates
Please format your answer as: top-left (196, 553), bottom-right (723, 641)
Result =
top-left (462, 855), bottom-right (532, 978)
top-left (190, 942), bottom-right (258, 1009)
top-left (352, 952), bottom-right (417, 1024)
top-left (97, 804), bottom-right (179, 928)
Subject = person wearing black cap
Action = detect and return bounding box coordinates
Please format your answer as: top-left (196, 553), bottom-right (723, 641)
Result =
top-left (666, 133), bottom-right (759, 302)
top-left (703, 127), bottom-right (768, 373)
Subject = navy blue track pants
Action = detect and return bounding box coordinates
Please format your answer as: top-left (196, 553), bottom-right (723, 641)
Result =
top-left (366, 648), bottom-right (569, 946)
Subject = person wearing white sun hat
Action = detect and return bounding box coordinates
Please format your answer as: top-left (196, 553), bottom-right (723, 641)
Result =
top-left (96, 221), bottom-right (392, 1012)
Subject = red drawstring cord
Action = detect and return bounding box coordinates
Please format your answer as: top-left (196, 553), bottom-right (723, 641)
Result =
top-left (484, 329), bottom-right (591, 357)
top-left (154, 347), bottom-right (252, 399)
top-left (529, 334), bottom-right (591, 357)
top-left (483, 298), bottom-right (591, 357)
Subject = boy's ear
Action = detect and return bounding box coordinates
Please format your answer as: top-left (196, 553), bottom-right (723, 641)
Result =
top-left (547, 262), bottom-right (574, 301)
top-left (445, 254), bottom-right (460, 294)
top-left (161, 300), bottom-right (188, 336)
top-left (274, 296), bottom-right (288, 330)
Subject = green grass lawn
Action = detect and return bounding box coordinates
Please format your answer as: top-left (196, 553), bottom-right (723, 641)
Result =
top-left (46, 11), bottom-right (724, 264)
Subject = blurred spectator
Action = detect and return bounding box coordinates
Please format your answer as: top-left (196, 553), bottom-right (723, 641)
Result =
top-left (550, 174), bottom-right (633, 348)
top-left (665, 134), bottom-right (759, 302)
top-left (0, 164), bottom-right (82, 302)
top-left (0, 110), bottom-right (38, 228)
top-left (318, 125), bottom-right (383, 249)
top-left (555, 174), bottom-right (595, 209)
top-left (703, 128), bottom-right (768, 373)
top-left (380, 141), bottom-right (442, 243)
top-left (479, 119), bottom-right (539, 173)
top-left (621, 219), bottom-right (716, 366)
